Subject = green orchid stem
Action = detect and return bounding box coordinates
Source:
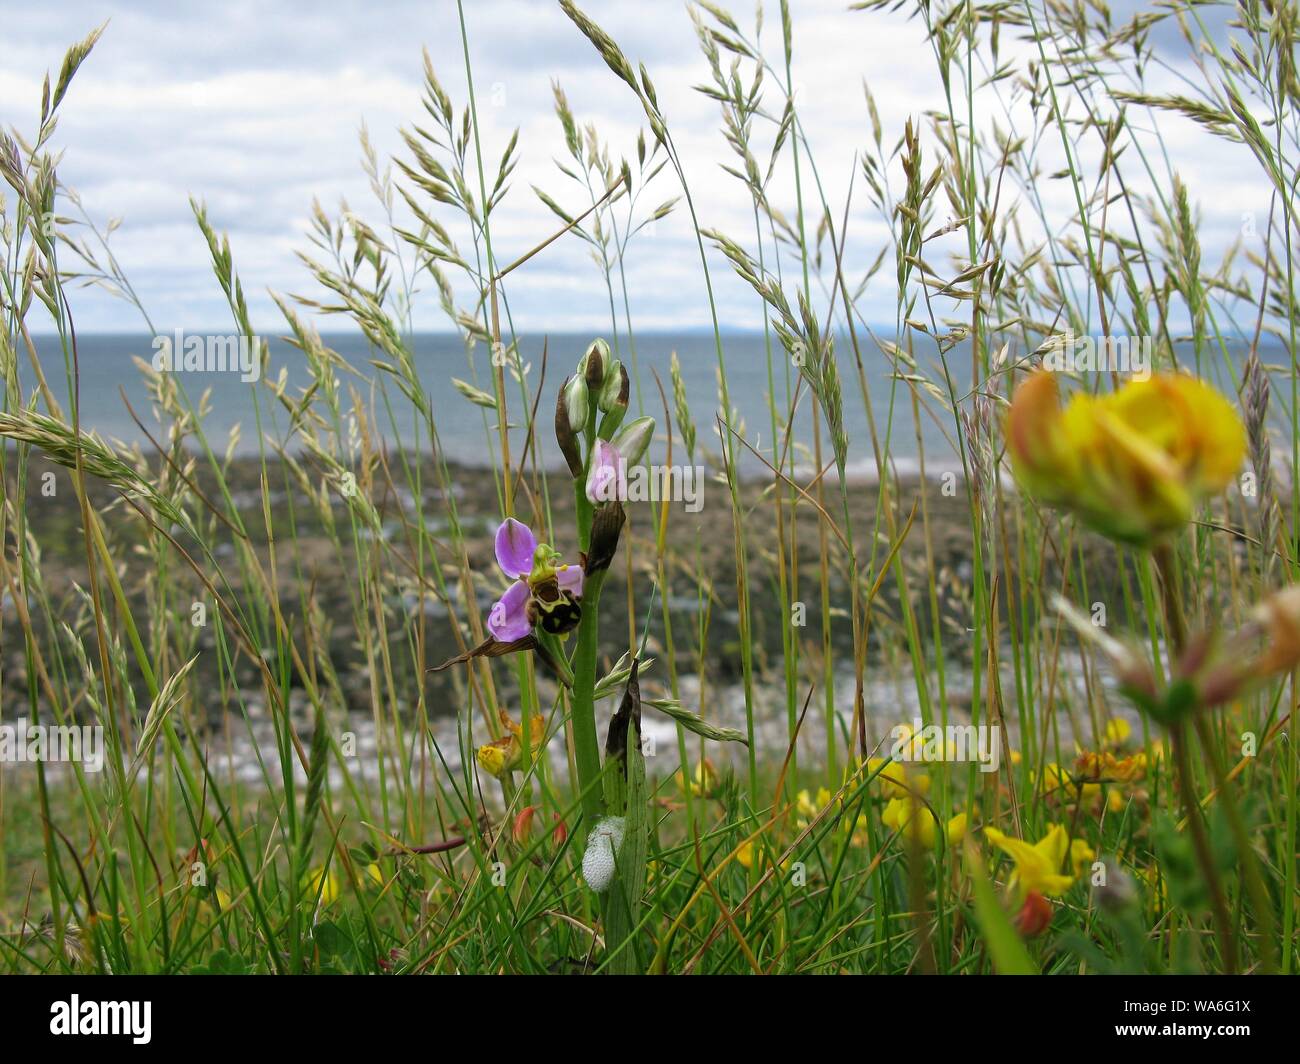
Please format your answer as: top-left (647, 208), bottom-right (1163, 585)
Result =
top-left (571, 568), bottom-right (608, 829)
top-left (1154, 543), bottom-right (1237, 973)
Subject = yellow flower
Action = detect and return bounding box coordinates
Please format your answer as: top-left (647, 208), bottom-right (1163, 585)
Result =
top-left (503, 711), bottom-right (545, 744)
top-left (1070, 838), bottom-right (1096, 879)
top-left (304, 867), bottom-right (340, 906)
top-left (795, 786), bottom-right (833, 823)
top-left (881, 800), bottom-right (965, 849)
top-left (867, 758), bottom-right (930, 799)
top-left (475, 711), bottom-right (545, 779)
top-left (735, 837), bottom-right (791, 872)
top-left (983, 824), bottom-right (1075, 901)
top-left (1107, 788), bottom-right (1126, 814)
top-left (476, 738), bottom-right (512, 779)
top-left (197, 887), bottom-right (233, 921)
top-left (946, 811), bottom-right (969, 845)
top-left (1007, 371), bottom-right (1245, 545)
top-left (1039, 762), bottom-right (1072, 799)
top-left (1075, 750), bottom-right (1147, 789)
top-left (682, 759), bottom-right (720, 798)
top-left (882, 796), bottom-right (937, 847)
top-left (1104, 718), bottom-right (1132, 746)
top-left (795, 786), bottom-right (873, 846)
top-left (1139, 864), bottom-right (1169, 915)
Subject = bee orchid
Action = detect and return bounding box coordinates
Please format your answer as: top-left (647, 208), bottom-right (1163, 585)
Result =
top-left (489, 517), bottom-right (584, 639)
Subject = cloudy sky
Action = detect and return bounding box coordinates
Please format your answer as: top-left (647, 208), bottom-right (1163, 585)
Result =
top-left (1, 0), bottom-right (1263, 335)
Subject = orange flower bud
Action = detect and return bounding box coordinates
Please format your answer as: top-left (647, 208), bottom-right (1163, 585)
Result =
top-left (512, 805), bottom-right (538, 844)
top-left (1015, 891), bottom-right (1054, 937)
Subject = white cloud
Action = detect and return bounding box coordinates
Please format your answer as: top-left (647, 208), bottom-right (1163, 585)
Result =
top-left (0, 0), bottom-right (1273, 335)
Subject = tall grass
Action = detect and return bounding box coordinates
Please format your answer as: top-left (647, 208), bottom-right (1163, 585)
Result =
top-left (0, 0), bottom-right (1297, 974)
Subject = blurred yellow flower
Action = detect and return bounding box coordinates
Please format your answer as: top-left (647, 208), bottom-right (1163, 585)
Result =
top-left (882, 796), bottom-right (937, 847)
top-left (796, 786), bottom-right (873, 846)
top-left (795, 787), bottom-right (833, 823)
top-left (946, 811), bottom-right (969, 845)
top-left (1104, 718), bottom-right (1132, 746)
top-left (882, 801), bottom-right (966, 849)
top-left (681, 759), bottom-right (721, 798)
top-left (304, 867), bottom-right (340, 906)
top-left (866, 757), bottom-right (930, 799)
top-left (1007, 371), bottom-right (1245, 545)
top-left (983, 824), bottom-right (1075, 901)
top-left (1070, 838), bottom-right (1096, 879)
top-left (1039, 762), bottom-right (1077, 800)
top-left (1139, 864), bottom-right (1169, 915)
top-left (197, 887), bottom-right (232, 921)
top-left (1075, 750), bottom-right (1148, 788)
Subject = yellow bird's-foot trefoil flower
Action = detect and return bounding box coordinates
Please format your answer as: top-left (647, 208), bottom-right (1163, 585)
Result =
top-left (475, 711), bottom-right (545, 780)
top-left (983, 823), bottom-right (1075, 902)
top-left (303, 867), bottom-right (340, 907)
top-left (882, 795), bottom-right (937, 847)
top-left (1007, 371), bottom-right (1245, 546)
top-left (881, 797), bottom-right (968, 849)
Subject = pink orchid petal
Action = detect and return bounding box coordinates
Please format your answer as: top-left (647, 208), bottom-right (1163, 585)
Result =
top-left (585, 440), bottom-right (624, 504)
top-left (495, 518), bottom-right (537, 579)
top-left (488, 580), bottom-right (533, 641)
top-left (557, 565), bottom-right (584, 599)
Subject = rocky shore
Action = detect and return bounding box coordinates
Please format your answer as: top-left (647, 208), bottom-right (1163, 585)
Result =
top-left (2, 448), bottom-right (1121, 732)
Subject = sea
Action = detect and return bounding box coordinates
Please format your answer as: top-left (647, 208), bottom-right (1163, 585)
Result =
top-left (16, 330), bottom-right (1269, 479)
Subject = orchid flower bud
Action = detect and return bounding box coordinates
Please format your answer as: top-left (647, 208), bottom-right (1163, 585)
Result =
top-left (555, 376), bottom-right (584, 478)
top-left (597, 362), bottom-right (631, 437)
top-left (611, 415), bottom-right (655, 467)
top-left (582, 338), bottom-right (609, 388)
top-left (598, 360), bottom-right (626, 412)
top-left (563, 373), bottom-right (589, 432)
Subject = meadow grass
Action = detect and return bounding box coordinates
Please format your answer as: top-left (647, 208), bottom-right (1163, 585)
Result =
top-left (0, 0), bottom-right (1298, 975)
